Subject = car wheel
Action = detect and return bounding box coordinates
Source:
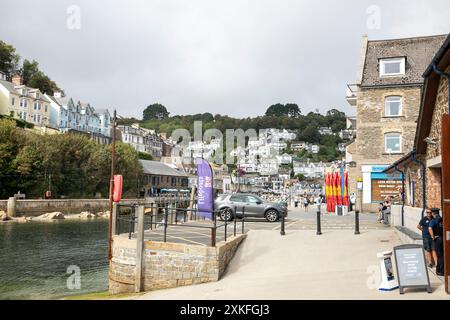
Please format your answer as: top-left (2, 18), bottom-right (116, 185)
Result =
top-left (265, 210), bottom-right (279, 222)
top-left (219, 208), bottom-right (234, 221)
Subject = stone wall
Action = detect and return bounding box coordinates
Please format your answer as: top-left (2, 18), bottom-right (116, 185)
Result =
top-left (0, 198), bottom-right (187, 217)
top-left (109, 234), bottom-right (246, 295)
top-left (355, 86), bottom-right (421, 161)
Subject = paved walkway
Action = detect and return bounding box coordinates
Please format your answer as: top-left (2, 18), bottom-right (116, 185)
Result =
top-left (134, 228), bottom-right (447, 300)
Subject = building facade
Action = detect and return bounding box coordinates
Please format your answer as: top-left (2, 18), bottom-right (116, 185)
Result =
top-left (0, 74), bottom-right (51, 127)
top-left (346, 34), bottom-right (446, 211)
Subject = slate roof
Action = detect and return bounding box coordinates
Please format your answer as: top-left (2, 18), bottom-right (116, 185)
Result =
top-left (361, 35), bottom-right (447, 87)
top-left (0, 79), bottom-right (18, 94)
top-left (139, 160), bottom-right (187, 177)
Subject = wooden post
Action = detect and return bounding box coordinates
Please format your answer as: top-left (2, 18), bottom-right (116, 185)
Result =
top-left (135, 205), bottom-right (145, 293)
top-left (111, 202), bottom-right (119, 235)
top-left (441, 115), bottom-right (450, 294)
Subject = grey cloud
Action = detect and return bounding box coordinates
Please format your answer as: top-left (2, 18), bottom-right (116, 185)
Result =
top-left (0, 0), bottom-right (449, 119)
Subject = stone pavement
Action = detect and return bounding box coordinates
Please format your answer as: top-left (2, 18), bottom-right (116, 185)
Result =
top-left (132, 227), bottom-right (447, 300)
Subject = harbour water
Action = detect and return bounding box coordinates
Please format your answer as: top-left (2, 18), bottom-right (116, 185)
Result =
top-left (0, 219), bottom-right (112, 300)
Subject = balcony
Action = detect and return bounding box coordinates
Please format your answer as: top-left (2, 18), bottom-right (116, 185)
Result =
top-left (345, 84), bottom-right (358, 106)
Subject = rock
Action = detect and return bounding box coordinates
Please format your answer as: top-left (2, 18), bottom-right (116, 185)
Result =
top-left (16, 216), bottom-right (32, 223)
top-left (0, 211), bottom-right (12, 221)
top-left (36, 212), bottom-right (65, 220)
top-left (97, 211), bottom-right (110, 218)
top-left (80, 211), bottom-right (97, 219)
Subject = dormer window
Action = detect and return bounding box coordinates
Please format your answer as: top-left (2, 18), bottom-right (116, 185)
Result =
top-left (36, 92), bottom-right (40, 99)
top-left (380, 57), bottom-right (406, 76)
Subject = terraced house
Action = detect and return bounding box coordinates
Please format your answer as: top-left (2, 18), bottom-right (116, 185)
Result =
top-left (0, 73), bottom-right (50, 127)
top-left (345, 34), bottom-right (447, 212)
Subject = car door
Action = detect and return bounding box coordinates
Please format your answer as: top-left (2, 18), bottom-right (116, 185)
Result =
top-left (229, 195), bottom-right (246, 216)
top-left (243, 195), bottom-right (265, 217)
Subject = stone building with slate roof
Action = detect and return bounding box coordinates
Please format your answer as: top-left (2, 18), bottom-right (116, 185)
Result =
top-left (345, 34), bottom-right (447, 212)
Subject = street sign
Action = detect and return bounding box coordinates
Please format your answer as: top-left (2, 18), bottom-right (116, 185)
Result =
top-left (357, 182), bottom-right (363, 191)
top-left (393, 244), bottom-right (431, 294)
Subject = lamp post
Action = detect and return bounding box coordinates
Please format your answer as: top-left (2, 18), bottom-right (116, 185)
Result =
top-left (108, 109), bottom-right (117, 261)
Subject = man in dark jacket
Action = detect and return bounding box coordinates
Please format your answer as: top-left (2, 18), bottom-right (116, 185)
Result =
top-left (417, 208), bottom-right (434, 267)
top-left (429, 208), bottom-right (444, 276)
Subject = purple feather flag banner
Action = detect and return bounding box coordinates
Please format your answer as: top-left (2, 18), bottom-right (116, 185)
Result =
top-left (196, 158), bottom-right (214, 220)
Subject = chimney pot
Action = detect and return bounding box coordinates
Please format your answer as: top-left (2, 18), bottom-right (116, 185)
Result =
top-left (12, 74), bottom-right (23, 86)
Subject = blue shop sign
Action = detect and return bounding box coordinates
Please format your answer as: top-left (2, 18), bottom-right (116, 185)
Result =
top-left (371, 172), bottom-right (402, 180)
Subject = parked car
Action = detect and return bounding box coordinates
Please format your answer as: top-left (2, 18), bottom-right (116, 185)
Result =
top-left (214, 193), bottom-right (288, 222)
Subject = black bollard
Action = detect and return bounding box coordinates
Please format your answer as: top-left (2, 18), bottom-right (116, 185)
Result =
top-left (316, 210), bottom-right (322, 235)
top-left (280, 212), bottom-right (286, 236)
top-left (355, 210), bottom-right (360, 235)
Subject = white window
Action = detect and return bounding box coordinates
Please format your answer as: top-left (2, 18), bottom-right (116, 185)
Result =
top-left (380, 57), bottom-right (406, 76)
top-left (20, 99), bottom-right (28, 108)
top-left (385, 133), bottom-right (401, 153)
top-left (385, 96), bottom-right (402, 117)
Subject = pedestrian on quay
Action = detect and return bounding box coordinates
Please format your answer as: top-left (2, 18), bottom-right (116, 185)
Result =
top-left (429, 208), bottom-right (444, 276)
top-left (417, 208), bottom-right (435, 268)
top-left (303, 196), bottom-right (309, 212)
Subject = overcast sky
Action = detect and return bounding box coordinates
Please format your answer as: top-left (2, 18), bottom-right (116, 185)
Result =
top-left (0, 0), bottom-right (449, 119)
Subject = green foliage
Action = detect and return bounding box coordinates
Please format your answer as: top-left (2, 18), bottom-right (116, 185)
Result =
top-left (0, 40), bottom-right (62, 94)
top-left (138, 152), bottom-right (153, 161)
top-left (21, 59), bottom-right (62, 95)
top-left (265, 103), bottom-right (301, 118)
top-left (0, 40), bottom-right (20, 79)
top-left (143, 103), bottom-right (170, 121)
top-left (0, 119), bottom-right (142, 199)
top-left (295, 173), bottom-right (306, 181)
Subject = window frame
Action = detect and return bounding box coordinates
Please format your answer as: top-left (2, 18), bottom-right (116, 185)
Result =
top-left (380, 57), bottom-right (406, 77)
top-left (384, 132), bottom-right (402, 154)
top-left (384, 96), bottom-right (403, 117)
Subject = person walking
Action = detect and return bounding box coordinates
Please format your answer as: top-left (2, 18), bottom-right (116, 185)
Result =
top-left (429, 208), bottom-right (444, 276)
top-left (303, 196), bottom-right (309, 212)
top-left (417, 208), bottom-right (434, 268)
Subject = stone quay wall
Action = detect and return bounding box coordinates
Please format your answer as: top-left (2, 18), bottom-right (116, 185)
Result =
top-left (109, 234), bottom-right (246, 295)
top-left (0, 197), bottom-right (189, 217)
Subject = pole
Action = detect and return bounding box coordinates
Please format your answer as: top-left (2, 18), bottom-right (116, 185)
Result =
top-left (280, 212), bottom-right (286, 236)
top-left (355, 209), bottom-right (360, 235)
top-left (108, 109), bottom-right (117, 260)
top-left (316, 210), bottom-right (322, 235)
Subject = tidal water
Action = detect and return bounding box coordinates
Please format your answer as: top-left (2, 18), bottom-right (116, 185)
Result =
top-left (0, 219), bottom-right (112, 300)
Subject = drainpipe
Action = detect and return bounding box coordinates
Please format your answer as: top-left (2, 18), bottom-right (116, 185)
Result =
top-left (412, 151), bottom-right (426, 218)
top-left (394, 165), bottom-right (405, 227)
top-left (432, 64), bottom-right (450, 114)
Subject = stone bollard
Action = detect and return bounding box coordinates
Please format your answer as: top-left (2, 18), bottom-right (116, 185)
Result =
top-left (7, 197), bottom-right (16, 217)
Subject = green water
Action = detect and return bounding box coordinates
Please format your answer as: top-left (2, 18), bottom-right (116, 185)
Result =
top-left (0, 219), bottom-right (112, 300)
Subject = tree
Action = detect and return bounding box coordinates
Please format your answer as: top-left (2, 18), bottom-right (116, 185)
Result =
top-left (143, 103), bottom-right (170, 121)
top-left (21, 59), bottom-right (62, 95)
top-left (265, 103), bottom-right (301, 118)
top-left (0, 40), bottom-right (20, 79)
top-left (138, 152), bottom-right (153, 160)
top-left (265, 104), bottom-right (285, 117)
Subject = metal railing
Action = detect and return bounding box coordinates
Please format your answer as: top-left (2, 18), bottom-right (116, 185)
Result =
top-left (112, 203), bottom-right (249, 247)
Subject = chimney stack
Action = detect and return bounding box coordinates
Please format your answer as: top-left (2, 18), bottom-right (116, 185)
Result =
top-left (54, 92), bottom-right (62, 98)
top-left (12, 74), bottom-right (23, 86)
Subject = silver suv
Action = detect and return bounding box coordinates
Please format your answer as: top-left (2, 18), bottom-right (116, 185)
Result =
top-left (214, 193), bottom-right (288, 222)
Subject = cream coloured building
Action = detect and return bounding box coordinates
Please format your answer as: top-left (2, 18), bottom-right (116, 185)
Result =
top-left (0, 74), bottom-right (50, 127)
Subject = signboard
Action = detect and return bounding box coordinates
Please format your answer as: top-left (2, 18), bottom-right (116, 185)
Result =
top-left (371, 179), bottom-right (402, 202)
top-left (393, 244), bottom-right (431, 294)
top-left (196, 158), bottom-right (214, 220)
